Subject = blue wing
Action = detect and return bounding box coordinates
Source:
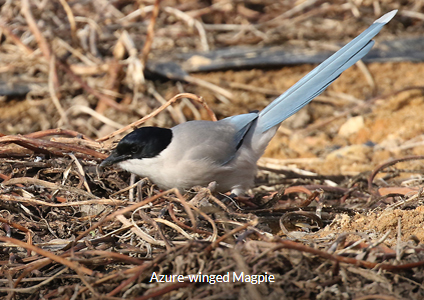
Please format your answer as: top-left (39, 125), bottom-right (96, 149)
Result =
top-left (223, 113), bottom-right (258, 149)
top-left (257, 10), bottom-right (397, 133)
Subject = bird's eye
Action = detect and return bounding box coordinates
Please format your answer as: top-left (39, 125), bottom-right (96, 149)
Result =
top-left (130, 146), bottom-right (138, 154)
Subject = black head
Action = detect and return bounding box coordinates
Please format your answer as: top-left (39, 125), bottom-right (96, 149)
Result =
top-left (100, 127), bottom-right (172, 167)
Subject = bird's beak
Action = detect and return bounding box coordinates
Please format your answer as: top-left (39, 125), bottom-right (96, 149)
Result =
top-left (100, 151), bottom-right (131, 169)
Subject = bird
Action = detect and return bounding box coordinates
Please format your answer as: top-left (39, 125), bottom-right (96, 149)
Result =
top-left (101, 11), bottom-right (397, 196)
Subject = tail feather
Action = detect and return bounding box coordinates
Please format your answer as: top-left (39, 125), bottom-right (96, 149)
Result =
top-left (257, 10), bottom-right (397, 133)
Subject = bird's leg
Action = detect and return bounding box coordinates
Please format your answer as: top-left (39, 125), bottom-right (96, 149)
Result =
top-left (221, 193), bottom-right (258, 208)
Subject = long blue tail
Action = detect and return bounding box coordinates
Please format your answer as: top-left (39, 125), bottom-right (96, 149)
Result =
top-left (257, 10), bottom-right (397, 133)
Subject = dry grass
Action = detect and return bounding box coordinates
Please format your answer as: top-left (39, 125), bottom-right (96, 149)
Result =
top-left (1, 0), bottom-right (424, 299)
